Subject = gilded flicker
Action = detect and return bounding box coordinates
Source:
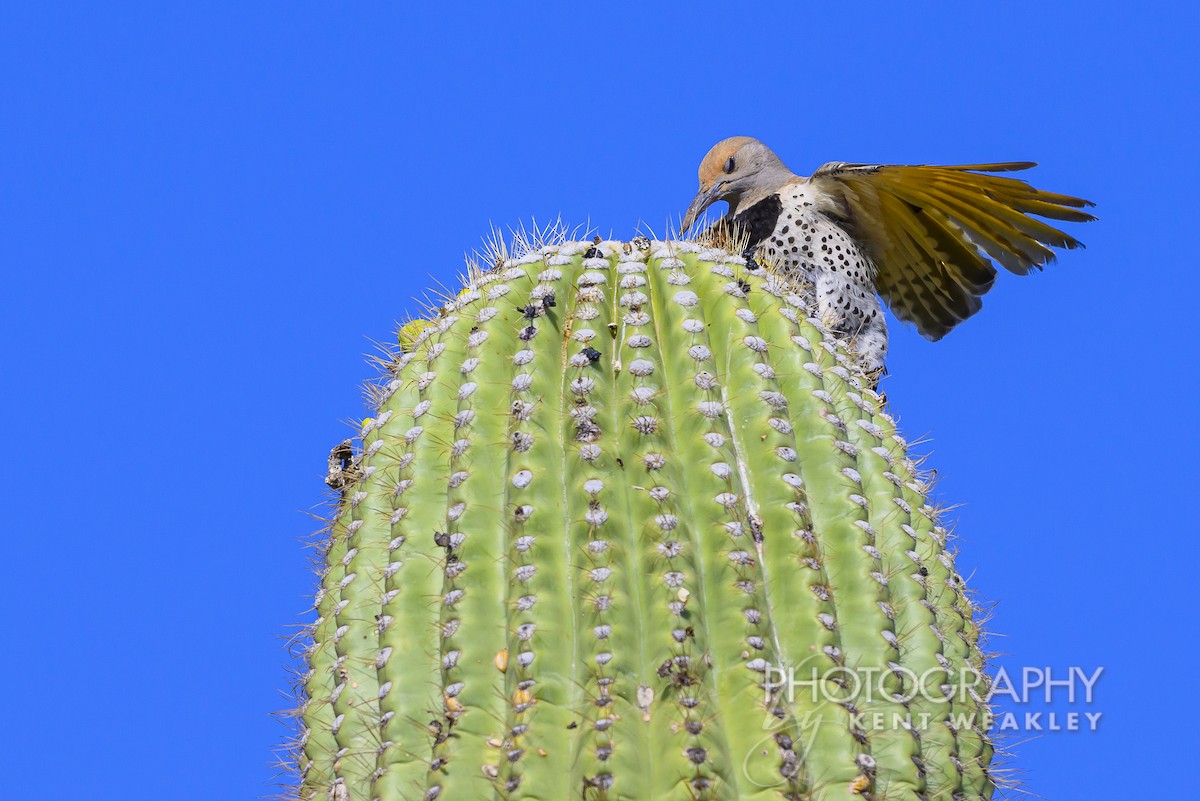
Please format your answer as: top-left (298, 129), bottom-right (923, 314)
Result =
top-left (680, 136), bottom-right (1095, 373)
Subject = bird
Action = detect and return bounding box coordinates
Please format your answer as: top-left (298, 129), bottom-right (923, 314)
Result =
top-left (679, 137), bottom-right (1095, 374)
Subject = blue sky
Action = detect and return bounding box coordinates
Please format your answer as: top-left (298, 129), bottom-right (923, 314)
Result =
top-left (1, 3), bottom-right (1195, 799)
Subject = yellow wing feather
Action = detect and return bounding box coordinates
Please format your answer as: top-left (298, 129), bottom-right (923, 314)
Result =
top-left (810, 162), bottom-right (1095, 340)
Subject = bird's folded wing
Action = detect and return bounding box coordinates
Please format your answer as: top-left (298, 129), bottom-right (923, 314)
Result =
top-left (808, 162), bottom-right (1095, 341)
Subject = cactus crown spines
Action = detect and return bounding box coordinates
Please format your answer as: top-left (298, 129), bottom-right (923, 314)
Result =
top-left (292, 235), bottom-right (995, 801)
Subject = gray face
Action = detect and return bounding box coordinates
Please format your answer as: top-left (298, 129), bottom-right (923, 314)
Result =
top-left (681, 138), bottom-right (789, 233)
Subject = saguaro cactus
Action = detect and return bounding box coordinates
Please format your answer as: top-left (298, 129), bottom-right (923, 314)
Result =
top-left (290, 237), bottom-right (994, 801)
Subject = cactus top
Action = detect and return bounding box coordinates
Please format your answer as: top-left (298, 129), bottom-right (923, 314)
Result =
top-left (295, 239), bottom-right (994, 801)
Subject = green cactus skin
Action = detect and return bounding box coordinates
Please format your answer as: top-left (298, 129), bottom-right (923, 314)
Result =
top-left (292, 239), bottom-right (994, 801)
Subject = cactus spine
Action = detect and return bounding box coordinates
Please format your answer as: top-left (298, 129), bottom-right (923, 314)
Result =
top-left (292, 238), bottom-right (994, 801)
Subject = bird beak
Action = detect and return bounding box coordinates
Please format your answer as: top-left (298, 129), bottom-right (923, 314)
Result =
top-left (680, 182), bottom-right (725, 234)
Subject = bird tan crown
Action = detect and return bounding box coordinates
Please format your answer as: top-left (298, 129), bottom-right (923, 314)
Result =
top-left (286, 236), bottom-right (1002, 801)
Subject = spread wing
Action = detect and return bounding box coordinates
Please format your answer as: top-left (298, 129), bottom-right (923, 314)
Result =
top-left (807, 161), bottom-right (1095, 340)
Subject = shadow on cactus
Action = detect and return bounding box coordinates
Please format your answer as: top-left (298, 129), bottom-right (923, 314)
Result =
top-left (283, 227), bottom-right (1007, 801)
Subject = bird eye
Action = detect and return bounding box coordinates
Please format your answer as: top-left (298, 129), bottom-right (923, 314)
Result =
top-left (723, 157), bottom-right (736, 174)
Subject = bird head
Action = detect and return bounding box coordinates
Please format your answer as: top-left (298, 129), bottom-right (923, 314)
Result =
top-left (680, 137), bottom-right (788, 233)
